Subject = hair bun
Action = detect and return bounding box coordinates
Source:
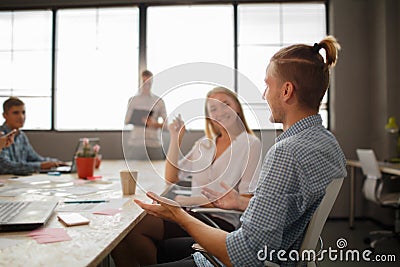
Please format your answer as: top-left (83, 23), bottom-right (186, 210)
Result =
top-left (312, 43), bottom-right (321, 53)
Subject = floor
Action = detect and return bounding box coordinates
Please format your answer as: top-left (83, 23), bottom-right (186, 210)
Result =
top-left (107, 219), bottom-right (400, 266)
top-left (318, 219), bottom-right (400, 266)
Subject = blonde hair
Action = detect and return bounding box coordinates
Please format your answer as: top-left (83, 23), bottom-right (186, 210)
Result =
top-left (270, 35), bottom-right (341, 110)
top-left (204, 87), bottom-right (253, 139)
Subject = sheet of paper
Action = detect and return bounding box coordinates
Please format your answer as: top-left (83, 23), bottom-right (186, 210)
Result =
top-left (0, 188), bottom-right (31, 197)
top-left (16, 175), bottom-right (73, 184)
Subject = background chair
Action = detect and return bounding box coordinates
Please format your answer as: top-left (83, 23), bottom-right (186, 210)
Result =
top-left (193, 177), bottom-right (344, 267)
top-left (356, 148), bottom-right (400, 250)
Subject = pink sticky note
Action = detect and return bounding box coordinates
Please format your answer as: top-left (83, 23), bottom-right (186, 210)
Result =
top-left (93, 208), bottom-right (120, 215)
top-left (86, 175), bottom-right (102, 180)
top-left (28, 228), bottom-right (72, 244)
top-left (28, 228), bottom-right (65, 237)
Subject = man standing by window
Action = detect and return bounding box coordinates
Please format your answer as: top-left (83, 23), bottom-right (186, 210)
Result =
top-left (124, 70), bottom-right (167, 160)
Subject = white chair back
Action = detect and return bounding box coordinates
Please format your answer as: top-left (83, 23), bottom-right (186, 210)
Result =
top-left (356, 149), bottom-right (382, 203)
top-left (356, 149), bottom-right (382, 179)
top-left (298, 177), bottom-right (344, 266)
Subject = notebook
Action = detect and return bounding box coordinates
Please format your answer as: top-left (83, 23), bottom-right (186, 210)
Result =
top-left (129, 109), bottom-right (153, 126)
top-left (0, 200), bottom-right (58, 232)
top-left (40, 137), bottom-right (100, 174)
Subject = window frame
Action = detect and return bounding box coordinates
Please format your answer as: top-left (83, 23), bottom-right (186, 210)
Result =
top-left (0, 0), bottom-right (329, 131)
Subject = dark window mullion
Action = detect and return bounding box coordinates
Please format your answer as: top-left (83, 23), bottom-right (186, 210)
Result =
top-left (233, 2), bottom-right (238, 93)
top-left (51, 10), bottom-right (57, 130)
top-left (139, 3), bottom-right (147, 80)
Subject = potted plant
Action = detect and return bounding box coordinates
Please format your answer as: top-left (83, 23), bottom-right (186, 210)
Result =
top-left (75, 138), bottom-right (101, 178)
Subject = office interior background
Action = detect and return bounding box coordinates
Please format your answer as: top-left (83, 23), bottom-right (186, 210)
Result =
top-left (0, 0), bottom-right (399, 227)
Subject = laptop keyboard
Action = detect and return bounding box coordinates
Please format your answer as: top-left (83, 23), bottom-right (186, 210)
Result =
top-left (0, 201), bottom-right (29, 223)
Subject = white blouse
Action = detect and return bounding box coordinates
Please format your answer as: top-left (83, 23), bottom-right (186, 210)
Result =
top-left (177, 131), bottom-right (262, 227)
top-left (178, 131), bottom-right (262, 197)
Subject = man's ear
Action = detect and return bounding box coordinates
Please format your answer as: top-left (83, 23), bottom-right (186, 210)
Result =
top-left (282, 82), bottom-right (295, 102)
top-left (2, 112), bottom-right (6, 120)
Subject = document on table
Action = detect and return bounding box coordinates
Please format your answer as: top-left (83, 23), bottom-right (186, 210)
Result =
top-left (0, 188), bottom-right (32, 197)
top-left (15, 175), bottom-right (74, 184)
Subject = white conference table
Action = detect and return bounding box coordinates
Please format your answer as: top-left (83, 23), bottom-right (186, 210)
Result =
top-left (0, 160), bottom-right (168, 267)
top-left (346, 159), bottom-right (400, 228)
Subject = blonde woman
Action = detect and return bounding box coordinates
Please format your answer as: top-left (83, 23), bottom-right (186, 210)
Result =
top-left (112, 87), bottom-right (262, 266)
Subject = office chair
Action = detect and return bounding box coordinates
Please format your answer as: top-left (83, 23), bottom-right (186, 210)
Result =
top-left (297, 177), bottom-right (344, 267)
top-left (192, 177), bottom-right (344, 267)
top-left (356, 149), bottom-right (400, 250)
top-left (190, 208), bottom-right (242, 267)
top-left (190, 207), bottom-right (243, 229)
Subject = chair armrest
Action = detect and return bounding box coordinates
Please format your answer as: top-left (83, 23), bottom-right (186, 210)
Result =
top-left (192, 243), bottom-right (222, 267)
top-left (172, 189), bottom-right (192, 196)
top-left (190, 208), bottom-right (242, 229)
top-left (176, 180), bottom-right (192, 187)
top-left (192, 243), bottom-right (206, 252)
top-left (191, 207), bottom-right (243, 215)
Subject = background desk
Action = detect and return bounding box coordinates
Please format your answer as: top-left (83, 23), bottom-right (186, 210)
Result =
top-left (0, 160), bottom-right (168, 267)
top-left (346, 159), bottom-right (400, 228)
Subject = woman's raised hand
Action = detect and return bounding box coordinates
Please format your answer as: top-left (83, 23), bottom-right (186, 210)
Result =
top-left (168, 114), bottom-right (186, 142)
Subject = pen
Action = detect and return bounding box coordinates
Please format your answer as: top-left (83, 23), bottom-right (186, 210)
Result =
top-left (64, 200), bottom-right (108, 204)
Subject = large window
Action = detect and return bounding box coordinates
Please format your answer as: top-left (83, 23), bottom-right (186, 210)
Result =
top-left (237, 3), bottom-right (327, 128)
top-left (147, 5), bottom-right (234, 129)
top-left (147, 5), bottom-right (233, 73)
top-left (0, 2), bottom-right (327, 131)
top-left (0, 11), bottom-right (52, 129)
top-left (56, 7), bottom-right (139, 130)
top-left (147, 3), bottom-right (326, 130)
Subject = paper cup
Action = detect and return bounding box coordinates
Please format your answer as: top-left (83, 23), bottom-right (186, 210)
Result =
top-left (120, 170), bottom-right (137, 195)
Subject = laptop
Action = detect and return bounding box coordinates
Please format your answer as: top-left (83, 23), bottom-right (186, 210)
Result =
top-left (40, 137), bottom-right (100, 174)
top-left (0, 200), bottom-right (58, 232)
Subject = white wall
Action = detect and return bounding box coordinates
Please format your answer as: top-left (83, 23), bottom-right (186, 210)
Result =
top-left (329, 0), bottom-right (400, 223)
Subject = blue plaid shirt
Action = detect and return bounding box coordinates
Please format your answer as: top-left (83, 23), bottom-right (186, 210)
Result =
top-left (193, 115), bottom-right (347, 267)
top-left (0, 124), bottom-right (57, 175)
